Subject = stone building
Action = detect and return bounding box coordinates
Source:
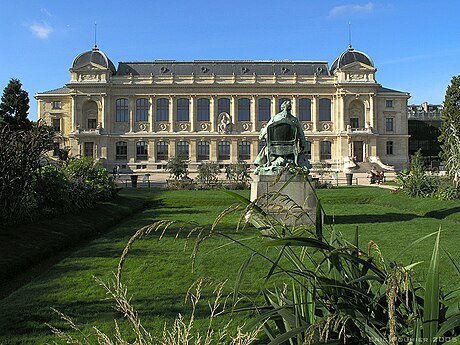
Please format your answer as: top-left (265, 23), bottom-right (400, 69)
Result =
top-left (36, 45), bottom-right (409, 172)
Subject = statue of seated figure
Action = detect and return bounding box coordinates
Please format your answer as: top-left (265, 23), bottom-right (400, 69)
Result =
top-left (254, 100), bottom-right (311, 175)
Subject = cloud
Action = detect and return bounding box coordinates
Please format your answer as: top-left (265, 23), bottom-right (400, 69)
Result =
top-left (40, 8), bottom-right (54, 18)
top-left (29, 22), bottom-right (53, 39)
top-left (329, 2), bottom-right (375, 18)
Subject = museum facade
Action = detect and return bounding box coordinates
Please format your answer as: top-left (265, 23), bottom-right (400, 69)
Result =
top-left (36, 45), bottom-right (410, 172)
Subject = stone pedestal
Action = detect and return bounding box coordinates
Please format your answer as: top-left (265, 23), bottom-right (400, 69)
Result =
top-left (250, 174), bottom-right (317, 226)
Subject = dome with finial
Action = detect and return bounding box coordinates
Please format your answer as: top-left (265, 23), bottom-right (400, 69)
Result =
top-left (330, 46), bottom-right (374, 73)
top-left (72, 46), bottom-right (116, 73)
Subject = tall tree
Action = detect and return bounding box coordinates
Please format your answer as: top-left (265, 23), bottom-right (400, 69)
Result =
top-left (0, 78), bottom-right (31, 131)
top-left (439, 76), bottom-right (460, 180)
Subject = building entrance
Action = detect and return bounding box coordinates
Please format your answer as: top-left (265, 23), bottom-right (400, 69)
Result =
top-left (353, 141), bottom-right (363, 162)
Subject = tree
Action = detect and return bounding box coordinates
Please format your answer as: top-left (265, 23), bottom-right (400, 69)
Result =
top-left (0, 78), bottom-right (31, 131)
top-left (166, 155), bottom-right (189, 180)
top-left (439, 76), bottom-right (460, 180)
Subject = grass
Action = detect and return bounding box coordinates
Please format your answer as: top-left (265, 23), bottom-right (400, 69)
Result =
top-left (0, 186), bottom-right (459, 343)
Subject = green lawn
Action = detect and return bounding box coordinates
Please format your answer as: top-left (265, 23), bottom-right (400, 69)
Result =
top-left (0, 187), bottom-right (459, 344)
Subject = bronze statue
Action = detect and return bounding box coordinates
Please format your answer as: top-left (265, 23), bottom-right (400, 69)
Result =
top-left (254, 101), bottom-right (311, 174)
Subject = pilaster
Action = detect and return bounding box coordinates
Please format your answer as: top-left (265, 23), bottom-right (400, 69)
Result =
top-left (129, 96), bottom-right (134, 132)
top-left (210, 95), bottom-right (215, 132)
top-left (190, 96), bottom-right (196, 132)
top-left (169, 96), bottom-right (175, 133)
top-left (250, 95), bottom-right (257, 132)
top-left (149, 95), bottom-right (154, 132)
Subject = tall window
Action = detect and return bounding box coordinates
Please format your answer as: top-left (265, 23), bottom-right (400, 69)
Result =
top-left (385, 100), bottom-right (393, 108)
top-left (197, 141), bottom-right (210, 161)
top-left (218, 141), bottom-right (230, 160)
top-left (52, 118), bottom-right (61, 132)
top-left (136, 141), bottom-right (148, 160)
top-left (350, 118), bottom-right (359, 129)
top-left (386, 141), bottom-right (394, 155)
top-left (278, 98), bottom-right (291, 111)
top-left (116, 98), bottom-right (129, 122)
top-left (319, 98), bottom-right (331, 121)
top-left (156, 141), bottom-right (168, 160)
top-left (156, 98), bottom-right (169, 122)
top-left (238, 98), bottom-right (250, 121)
top-left (218, 98), bottom-right (230, 115)
top-left (386, 117), bottom-right (394, 131)
top-left (136, 98), bottom-right (149, 122)
top-left (88, 118), bottom-right (97, 129)
top-left (116, 141), bottom-right (128, 160)
top-left (305, 141), bottom-right (312, 159)
top-left (177, 141), bottom-right (189, 159)
top-left (258, 98), bottom-right (271, 121)
top-left (298, 98), bottom-right (311, 121)
top-left (320, 141), bottom-right (332, 160)
top-left (177, 98), bottom-right (189, 121)
top-left (197, 98), bottom-right (210, 121)
top-left (238, 141), bottom-right (251, 160)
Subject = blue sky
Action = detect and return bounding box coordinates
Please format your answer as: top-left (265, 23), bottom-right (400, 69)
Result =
top-left (1, 1), bottom-right (459, 121)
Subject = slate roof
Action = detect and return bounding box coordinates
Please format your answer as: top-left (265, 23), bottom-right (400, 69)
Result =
top-left (39, 86), bottom-right (70, 95)
top-left (116, 60), bottom-right (330, 76)
top-left (377, 86), bottom-right (407, 94)
top-left (330, 47), bottom-right (374, 73)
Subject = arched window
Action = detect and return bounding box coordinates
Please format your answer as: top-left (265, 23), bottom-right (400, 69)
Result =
top-left (116, 98), bottom-right (129, 122)
top-left (197, 141), bottom-right (210, 161)
top-left (299, 98), bottom-right (311, 121)
top-left (136, 98), bottom-right (149, 122)
top-left (238, 98), bottom-right (250, 121)
top-left (156, 98), bottom-right (169, 122)
top-left (177, 141), bottom-right (189, 159)
top-left (258, 98), bottom-right (271, 121)
top-left (320, 141), bottom-right (332, 160)
top-left (197, 98), bottom-right (210, 121)
top-left (278, 98), bottom-right (291, 111)
top-left (319, 98), bottom-right (331, 121)
top-left (156, 141), bottom-right (169, 161)
top-left (136, 141), bottom-right (148, 160)
top-left (218, 98), bottom-right (230, 115)
top-left (305, 141), bottom-right (312, 159)
top-left (218, 141), bottom-right (230, 160)
top-left (238, 141), bottom-right (251, 161)
top-left (115, 141), bottom-right (128, 160)
top-left (177, 98), bottom-right (189, 122)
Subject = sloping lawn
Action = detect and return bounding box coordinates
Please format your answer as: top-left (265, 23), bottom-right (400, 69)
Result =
top-left (0, 187), bottom-right (459, 343)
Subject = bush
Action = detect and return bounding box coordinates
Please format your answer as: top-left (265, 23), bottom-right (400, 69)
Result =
top-left (226, 162), bottom-right (251, 188)
top-left (196, 162), bottom-right (220, 186)
top-left (166, 155), bottom-right (189, 180)
top-left (63, 157), bottom-right (117, 201)
top-left (32, 165), bottom-right (71, 215)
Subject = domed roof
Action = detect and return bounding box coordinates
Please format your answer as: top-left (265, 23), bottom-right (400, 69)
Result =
top-left (72, 46), bottom-right (116, 73)
top-left (330, 46), bottom-right (374, 73)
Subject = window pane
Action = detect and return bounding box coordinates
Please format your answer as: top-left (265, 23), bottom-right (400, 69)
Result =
top-left (156, 141), bottom-right (169, 160)
top-left (116, 141), bottom-right (128, 160)
top-left (298, 98), bottom-right (311, 121)
top-left (218, 141), bottom-right (230, 160)
top-left (177, 98), bottom-right (189, 122)
top-left (156, 98), bottom-right (169, 122)
top-left (177, 141), bottom-right (189, 159)
top-left (258, 98), bottom-right (271, 121)
top-left (386, 141), bottom-right (394, 155)
top-left (350, 118), bottom-right (359, 129)
top-left (53, 118), bottom-right (61, 132)
top-left (238, 98), bottom-right (250, 121)
top-left (136, 141), bottom-right (148, 160)
top-left (116, 99), bottom-right (129, 122)
top-left (238, 141), bottom-right (251, 160)
top-left (319, 98), bottom-right (331, 121)
top-left (197, 98), bottom-right (210, 121)
top-left (386, 118), bottom-right (394, 131)
top-left (197, 141), bottom-right (210, 161)
top-left (136, 98), bottom-right (149, 122)
top-left (320, 141), bottom-right (332, 160)
top-left (218, 98), bottom-right (230, 115)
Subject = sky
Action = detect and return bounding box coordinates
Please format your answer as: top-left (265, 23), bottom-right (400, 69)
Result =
top-left (1, 0), bottom-right (460, 121)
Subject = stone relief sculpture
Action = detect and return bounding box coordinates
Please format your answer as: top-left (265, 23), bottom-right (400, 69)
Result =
top-left (217, 112), bottom-right (231, 134)
top-left (254, 101), bottom-right (311, 175)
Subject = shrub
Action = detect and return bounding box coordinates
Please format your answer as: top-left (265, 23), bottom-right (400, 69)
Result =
top-left (32, 165), bottom-right (71, 215)
top-left (226, 162), bottom-right (251, 188)
top-left (166, 155), bottom-right (189, 180)
top-left (196, 162), bottom-right (220, 186)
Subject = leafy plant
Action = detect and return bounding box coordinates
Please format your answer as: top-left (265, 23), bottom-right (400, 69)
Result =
top-left (166, 155), bottom-right (189, 180)
top-left (32, 165), bottom-right (71, 215)
top-left (196, 162), bottom-right (220, 187)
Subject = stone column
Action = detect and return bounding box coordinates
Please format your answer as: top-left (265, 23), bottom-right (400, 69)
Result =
top-left (250, 95), bottom-right (257, 132)
top-left (101, 95), bottom-right (106, 131)
top-left (339, 95), bottom-right (345, 131)
top-left (71, 95), bottom-right (77, 132)
top-left (169, 139), bottom-right (176, 158)
top-left (230, 96), bottom-right (236, 126)
top-left (210, 95), bottom-right (215, 132)
top-left (190, 139), bottom-right (197, 162)
top-left (369, 94), bottom-right (375, 129)
top-left (169, 96), bottom-right (175, 133)
top-left (129, 96), bottom-right (134, 132)
top-left (128, 139), bottom-right (135, 163)
top-left (292, 95), bottom-right (298, 118)
top-left (271, 95), bottom-right (277, 117)
top-left (312, 96), bottom-right (318, 132)
top-left (149, 95), bottom-right (154, 132)
top-left (251, 138), bottom-right (259, 162)
top-left (231, 139), bottom-right (238, 162)
top-left (190, 96), bottom-right (196, 132)
top-left (313, 139), bottom-right (320, 162)
top-left (210, 139), bottom-right (218, 160)
top-left (149, 140), bottom-right (155, 162)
